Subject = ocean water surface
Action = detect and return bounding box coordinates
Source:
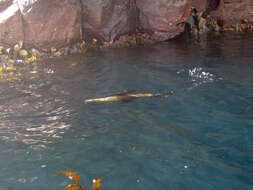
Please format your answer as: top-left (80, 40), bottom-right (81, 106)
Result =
top-left (0, 33), bottom-right (253, 190)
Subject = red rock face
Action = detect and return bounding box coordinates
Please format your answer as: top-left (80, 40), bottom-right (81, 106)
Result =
top-left (190, 0), bottom-right (208, 11)
top-left (136, 0), bottom-right (193, 41)
top-left (0, 0), bottom-right (12, 12)
top-left (222, 0), bottom-right (253, 27)
top-left (0, 1), bottom-right (24, 46)
top-left (81, 0), bottom-right (138, 43)
top-left (1, 0), bottom-right (253, 49)
top-left (22, 0), bottom-right (82, 49)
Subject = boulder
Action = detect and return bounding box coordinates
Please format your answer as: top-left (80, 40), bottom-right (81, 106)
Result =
top-left (190, 0), bottom-right (253, 28)
top-left (191, 0), bottom-right (224, 26)
top-left (81, 0), bottom-right (139, 43)
top-left (21, 0), bottom-right (82, 50)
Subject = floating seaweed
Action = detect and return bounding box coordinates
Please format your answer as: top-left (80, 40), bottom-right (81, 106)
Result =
top-left (0, 39), bottom-right (89, 70)
top-left (53, 171), bottom-right (101, 190)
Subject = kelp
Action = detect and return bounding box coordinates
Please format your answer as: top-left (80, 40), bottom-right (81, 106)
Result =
top-left (52, 171), bottom-right (101, 190)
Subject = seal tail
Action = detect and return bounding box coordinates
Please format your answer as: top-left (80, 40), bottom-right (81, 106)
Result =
top-left (154, 91), bottom-right (174, 98)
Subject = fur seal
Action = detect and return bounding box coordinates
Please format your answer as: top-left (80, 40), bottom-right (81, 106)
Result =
top-left (84, 90), bottom-right (173, 103)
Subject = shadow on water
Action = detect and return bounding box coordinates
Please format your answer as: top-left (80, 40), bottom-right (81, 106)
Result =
top-left (0, 33), bottom-right (253, 190)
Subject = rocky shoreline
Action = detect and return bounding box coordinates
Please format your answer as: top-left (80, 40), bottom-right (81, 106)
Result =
top-left (0, 0), bottom-right (253, 55)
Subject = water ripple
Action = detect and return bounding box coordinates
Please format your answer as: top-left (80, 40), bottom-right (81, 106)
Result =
top-left (177, 66), bottom-right (223, 90)
top-left (0, 62), bottom-right (74, 150)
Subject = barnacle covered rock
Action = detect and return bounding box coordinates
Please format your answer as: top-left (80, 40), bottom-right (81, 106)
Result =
top-left (92, 38), bottom-right (98, 46)
top-left (51, 46), bottom-right (57, 55)
top-left (182, 7), bottom-right (223, 38)
top-left (50, 46), bottom-right (58, 57)
top-left (54, 51), bottom-right (62, 57)
top-left (31, 48), bottom-right (41, 57)
top-left (25, 54), bottom-right (37, 63)
top-left (19, 49), bottom-right (28, 58)
top-left (78, 40), bottom-right (86, 54)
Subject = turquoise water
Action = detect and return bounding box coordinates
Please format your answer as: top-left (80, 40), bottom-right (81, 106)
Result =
top-left (0, 33), bottom-right (253, 190)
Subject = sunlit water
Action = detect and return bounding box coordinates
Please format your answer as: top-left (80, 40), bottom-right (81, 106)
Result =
top-left (0, 33), bottom-right (253, 190)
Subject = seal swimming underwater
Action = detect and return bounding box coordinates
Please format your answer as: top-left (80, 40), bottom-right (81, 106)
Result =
top-left (84, 90), bottom-right (174, 103)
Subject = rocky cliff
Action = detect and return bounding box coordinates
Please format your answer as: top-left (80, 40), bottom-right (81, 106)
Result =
top-left (0, 0), bottom-right (252, 50)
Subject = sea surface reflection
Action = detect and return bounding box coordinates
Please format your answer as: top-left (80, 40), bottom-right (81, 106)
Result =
top-left (0, 33), bottom-right (253, 190)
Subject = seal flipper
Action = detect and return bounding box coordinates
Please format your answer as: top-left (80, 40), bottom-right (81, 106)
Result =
top-left (115, 89), bottom-right (136, 96)
top-left (119, 98), bottom-right (134, 103)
